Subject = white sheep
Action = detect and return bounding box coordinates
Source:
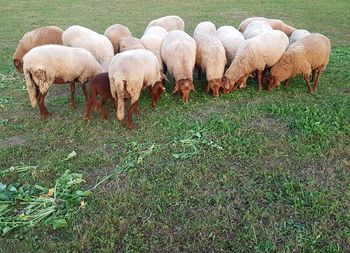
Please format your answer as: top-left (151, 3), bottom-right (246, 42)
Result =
top-left (147, 15), bottom-right (185, 32)
top-left (223, 30), bottom-right (289, 93)
top-left (144, 26), bottom-right (168, 38)
top-left (140, 34), bottom-right (165, 72)
top-left (289, 29), bottom-right (311, 45)
top-left (104, 24), bottom-right (132, 54)
top-left (109, 49), bottom-right (165, 128)
top-left (13, 26), bottom-right (63, 72)
top-left (119, 36), bottom-right (145, 52)
top-left (62, 25), bottom-right (114, 71)
top-left (193, 21), bottom-right (216, 39)
top-left (23, 45), bottom-right (103, 119)
top-left (238, 17), bottom-right (296, 36)
top-left (161, 30), bottom-right (197, 102)
top-left (195, 34), bottom-right (226, 97)
top-left (243, 20), bottom-right (273, 39)
top-left (268, 33), bottom-right (331, 94)
top-left (215, 26), bottom-right (244, 65)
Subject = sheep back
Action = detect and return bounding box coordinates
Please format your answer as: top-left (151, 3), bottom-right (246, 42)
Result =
top-left (104, 24), bottom-right (132, 53)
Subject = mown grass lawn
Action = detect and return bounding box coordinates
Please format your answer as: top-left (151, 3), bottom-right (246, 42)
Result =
top-left (0, 0), bottom-right (349, 252)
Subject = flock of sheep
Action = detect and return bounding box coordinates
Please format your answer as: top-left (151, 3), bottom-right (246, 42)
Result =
top-left (13, 15), bottom-right (331, 128)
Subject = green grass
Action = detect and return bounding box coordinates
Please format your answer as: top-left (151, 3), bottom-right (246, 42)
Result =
top-left (1, 0), bottom-right (350, 252)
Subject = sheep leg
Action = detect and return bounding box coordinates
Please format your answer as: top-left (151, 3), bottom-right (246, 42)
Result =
top-left (38, 92), bottom-right (50, 120)
top-left (257, 70), bottom-right (263, 92)
top-left (111, 98), bottom-right (118, 111)
top-left (311, 69), bottom-right (316, 83)
top-left (284, 79), bottom-right (290, 87)
top-left (135, 100), bottom-right (141, 115)
top-left (84, 95), bottom-right (93, 121)
top-left (314, 70), bottom-right (323, 91)
top-left (125, 101), bottom-right (136, 129)
top-left (70, 82), bottom-right (76, 109)
top-left (100, 97), bottom-right (108, 119)
top-left (81, 82), bottom-right (89, 106)
top-left (303, 74), bottom-right (313, 94)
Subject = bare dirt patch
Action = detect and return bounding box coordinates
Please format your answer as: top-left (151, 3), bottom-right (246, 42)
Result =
top-left (0, 135), bottom-right (27, 149)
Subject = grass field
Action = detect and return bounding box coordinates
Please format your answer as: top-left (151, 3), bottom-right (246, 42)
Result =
top-left (0, 0), bottom-right (349, 252)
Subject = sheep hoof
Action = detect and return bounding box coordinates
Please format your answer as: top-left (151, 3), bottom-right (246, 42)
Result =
top-left (70, 103), bottom-right (76, 110)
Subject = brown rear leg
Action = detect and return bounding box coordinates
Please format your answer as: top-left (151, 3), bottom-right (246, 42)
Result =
top-left (303, 73), bottom-right (313, 94)
top-left (70, 82), bottom-right (76, 109)
top-left (38, 92), bottom-right (50, 120)
top-left (257, 70), bottom-right (263, 92)
top-left (311, 69), bottom-right (316, 83)
top-left (100, 97), bottom-right (109, 119)
top-left (314, 70), bottom-right (323, 91)
top-left (284, 79), bottom-right (290, 87)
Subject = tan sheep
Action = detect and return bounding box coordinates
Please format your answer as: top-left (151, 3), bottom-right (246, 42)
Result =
top-left (144, 26), bottom-right (168, 39)
top-left (109, 49), bottom-right (165, 129)
top-left (193, 21), bottom-right (216, 39)
top-left (13, 26), bottom-right (63, 73)
top-left (267, 33), bottom-right (331, 94)
top-left (147, 15), bottom-right (185, 32)
top-left (161, 30), bottom-right (197, 102)
top-left (243, 20), bottom-right (273, 39)
top-left (23, 45), bottom-right (103, 120)
top-left (215, 26), bottom-right (244, 66)
top-left (195, 34), bottom-right (226, 97)
top-left (62, 25), bottom-right (114, 71)
top-left (119, 37), bottom-right (145, 53)
top-left (239, 17), bottom-right (296, 36)
top-left (223, 30), bottom-right (289, 93)
top-left (104, 24), bottom-right (132, 54)
top-left (289, 29), bottom-right (311, 45)
top-left (140, 34), bottom-right (165, 72)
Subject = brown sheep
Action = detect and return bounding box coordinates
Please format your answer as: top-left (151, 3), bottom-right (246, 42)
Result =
top-left (13, 26), bottom-right (63, 72)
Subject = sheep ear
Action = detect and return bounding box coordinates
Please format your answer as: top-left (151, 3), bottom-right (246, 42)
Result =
top-left (173, 82), bottom-right (179, 94)
top-left (190, 81), bottom-right (196, 92)
top-left (14, 59), bottom-right (21, 67)
top-left (206, 81), bottom-right (211, 92)
top-left (160, 72), bottom-right (169, 82)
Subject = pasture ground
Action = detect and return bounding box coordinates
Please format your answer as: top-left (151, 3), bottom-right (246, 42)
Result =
top-left (0, 0), bottom-right (349, 252)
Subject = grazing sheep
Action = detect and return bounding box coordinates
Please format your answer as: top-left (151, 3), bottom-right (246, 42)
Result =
top-left (267, 33), bottom-right (331, 94)
top-left (223, 30), bottom-right (289, 93)
top-left (147, 15), bottom-right (185, 32)
top-left (104, 24), bottom-right (132, 54)
top-left (62, 25), bottom-right (114, 71)
top-left (141, 34), bottom-right (165, 72)
top-left (215, 26), bottom-right (244, 65)
top-left (85, 72), bottom-right (117, 121)
top-left (289, 29), bottom-right (311, 45)
top-left (109, 49), bottom-right (165, 129)
top-left (144, 26), bottom-right (168, 38)
top-left (239, 17), bottom-right (296, 36)
top-left (193, 21), bottom-right (216, 39)
top-left (23, 45), bottom-right (103, 120)
top-left (13, 26), bottom-right (63, 72)
top-left (161, 30), bottom-right (197, 102)
top-left (243, 20), bottom-right (273, 39)
top-left (195, 34), bottom-right (226, 97)
top-left (119, 37), bottom-right (145, 52)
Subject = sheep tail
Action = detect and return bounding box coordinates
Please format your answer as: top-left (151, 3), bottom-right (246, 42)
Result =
top-left (24, 69), bottom-right (38, 108)
top-left (116, 80), bottom-right (126, 121)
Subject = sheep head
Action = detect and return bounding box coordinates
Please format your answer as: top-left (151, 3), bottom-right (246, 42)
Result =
top-left (173, 79), bottom-right (195, 102)
top-left (13, 59), bottom-right (23, 73)
top-left (222, 76), bottom-right (238, 94)
top-left (267, 75), bottom-right (280, 91)
top-left (207, 78), bottom-right (222, 97)
top-left (151, 81), bottom-right (165, 108)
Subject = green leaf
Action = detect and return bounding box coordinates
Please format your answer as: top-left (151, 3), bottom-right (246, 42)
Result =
top-left (0, 183), bottom-right (6, 190)
top-left (52, 219), bottom-right (68, 229)
top-left (2, 227), bottom-right (12, 235)
top-left (62, 151), bottom-right (77, 162)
